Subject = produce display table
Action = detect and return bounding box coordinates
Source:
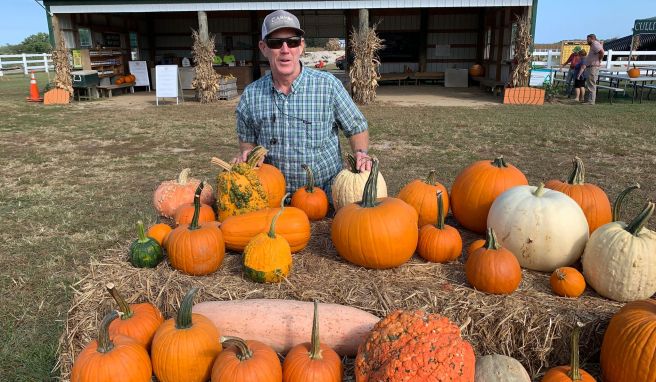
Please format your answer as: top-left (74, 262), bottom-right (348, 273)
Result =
top-left (97, 83), bottom-right (135, 98)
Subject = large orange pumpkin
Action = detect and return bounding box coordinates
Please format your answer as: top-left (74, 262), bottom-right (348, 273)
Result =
top-left (465, 228), bottom-right (522, 294)
top-left (211, 336), bottom-right (282, 382)
top-left (152, 288), bottom-right (222, 382)
top-left (174, 181), bottom-right (217, 225)
top-left (331, 158), bottom-right (418, 269)
top-left (291, 164), bottom-right (329, 221)
top-left (247, 146), bottom-right (287, 208)
top-left (153, 168), bottom-right (216, 218)
top-left (450, 156), bottom-right (528, 234)
top-left (541, 323), bottom-right (596, 382)
top-left (397, 170), bottom-right (449, 227)
top-left (106, 283), bottom-right (163, 350)
top-left (545, 156), bottom-right (611, 233)
top-left (416, 191), bottom-right (462, 263)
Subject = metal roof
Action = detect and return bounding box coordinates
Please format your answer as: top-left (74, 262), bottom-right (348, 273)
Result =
top-left (604, 34), bottom-right (656, 51)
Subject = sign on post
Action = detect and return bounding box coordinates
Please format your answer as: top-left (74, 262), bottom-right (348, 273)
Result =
top-left (155, 65), bottom-right (182, 105)
top-left (128, 61), bottom-right (151, 90)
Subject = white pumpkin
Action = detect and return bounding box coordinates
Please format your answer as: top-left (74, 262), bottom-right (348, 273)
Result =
top-left (581, 201), bottom-right (656, 302)
top-left (331, 154), bottom-right (387, 210)
top-left (475, 354), bottom-right (531, 382)
top-left (487, 183), bottom-right (589, 272)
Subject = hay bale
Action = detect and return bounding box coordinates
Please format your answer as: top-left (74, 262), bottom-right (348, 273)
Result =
top-left (55, 219), bottom-right (622, 381)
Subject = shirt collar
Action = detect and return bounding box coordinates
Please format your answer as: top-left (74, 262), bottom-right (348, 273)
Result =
top-left (271, 62), bottom-right (306, 96)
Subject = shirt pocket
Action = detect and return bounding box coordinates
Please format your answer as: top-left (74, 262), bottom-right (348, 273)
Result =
top-left (305, 119), bottom-right (333, 150)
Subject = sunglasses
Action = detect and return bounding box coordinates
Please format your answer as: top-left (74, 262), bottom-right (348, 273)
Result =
top-left (265, 36), bottom-right (302, 49)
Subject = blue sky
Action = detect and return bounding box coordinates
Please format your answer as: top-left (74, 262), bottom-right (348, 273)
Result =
top-left (1, 0), bottom-right (656, 45)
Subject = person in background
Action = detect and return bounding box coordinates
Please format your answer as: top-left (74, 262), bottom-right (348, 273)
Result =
top-left (560, 46), bottom-right (582, 97)
top-left (582, 34), bottom-right (605, 105)
top-left (223, 48), bottom-right (236, 66)
top-left (573, 49), bottom-right (588, 103)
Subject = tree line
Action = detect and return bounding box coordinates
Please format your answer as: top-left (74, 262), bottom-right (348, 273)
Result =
top-left (0, 33), bottom-right (52, 54)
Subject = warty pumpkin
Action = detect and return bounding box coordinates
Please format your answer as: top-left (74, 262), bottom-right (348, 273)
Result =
top-left (211, 336), bottom-right (282, 382)
top-left (129, 220), bottom-right (163, 268)
top-left (417, 191), bottom-right (462, 263)
top-left (282, 301), bottom-right (343, 382)
top-left (550, 267), bottom-right (586, 298)
top-left (166, 182), bottom-right (226, 276)
top-left (465, 228), bottom-right (522, 295)
top-left (147, 223), bottom-right (172, 246)
top-left (545, 156), bottom-right (612, 234)
top-left (291, 164), bottom-right (329, 221)
top-left (153, 168), bottom-right (216, 218)
top-left (398, 170), bottom-right (450, 227)
top-left (475, 354), bottom-right (531, 382)
top-left (173, 181), bottom-right (216, 225)
top-left (106, 282), bottom-right (163, 351)
top-left (211, 156), bottom-right (268, 221)
top-left (71, 311), bottom-right (153, 382)
top-left (152, 288), bottom-right (222, 382)
top-left (331, 158), bottom-right (418, 269)
top-left (331, 153), bottom-right (387, 211)
top-left (247, 146), bottom-right (287, 208)
top-left (355, 309), bottom-right (475, 382)
top-left (450, 156), bottom-right (528, 234)
top-left (541, 323), bottom-right (596, 382)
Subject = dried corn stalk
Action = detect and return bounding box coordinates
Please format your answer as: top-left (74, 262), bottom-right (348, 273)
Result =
top-left (509, 15), bottom-right (532, 88)
top-left (52, 33), bottom-right (73, 95)
top-left (191, 29), bottom-right (220, 103)
top-left (349, 26), bottom-right (383, 105)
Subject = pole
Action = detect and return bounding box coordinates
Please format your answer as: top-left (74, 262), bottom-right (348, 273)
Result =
top-left (198, 11), bottom-right (209, 42)
top-left (627, 30), bottom-right (636, 67)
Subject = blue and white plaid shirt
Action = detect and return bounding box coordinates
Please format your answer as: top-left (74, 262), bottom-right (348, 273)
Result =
top-left (236, 66), bottom-right (368, 196)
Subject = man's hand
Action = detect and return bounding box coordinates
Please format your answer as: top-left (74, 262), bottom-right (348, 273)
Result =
top-left (355, 150), bottom-right (372, 171)
top-left (231, 149), bottom-right (261, 165)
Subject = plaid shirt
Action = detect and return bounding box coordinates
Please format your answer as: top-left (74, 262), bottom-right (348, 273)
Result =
top-left (236, 66), bottom-right (368, 196)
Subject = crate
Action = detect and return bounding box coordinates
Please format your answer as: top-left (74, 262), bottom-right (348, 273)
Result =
top-left (218, 77), bottom-right (238, 100)
top-left (218, 88), bottom-right (238, 100)
top-left (71, 70), bottom-right (100, 88)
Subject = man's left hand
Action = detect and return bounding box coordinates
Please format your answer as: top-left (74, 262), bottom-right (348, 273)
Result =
top-left (355, 150), bottom-right (372, 171)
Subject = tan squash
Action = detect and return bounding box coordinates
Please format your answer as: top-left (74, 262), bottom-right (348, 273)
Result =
top-left (331, 153), bottom-right (387, 211)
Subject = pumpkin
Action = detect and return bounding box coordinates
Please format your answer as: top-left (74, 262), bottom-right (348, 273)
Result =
top-left (600, 299), bottom-right (656, 382)
top-left (153, 168), bottom-right (216, 218)
top-left (467, 239), bottom-right (485, 256)
top-left (211, 156), bottom-right (268, 221)
top-left (211, 336), bottom-right (282, 382)
top-left (243, 196), bottom-right (293, 283)
top-left (220, 203), bottom-right (311, 253)
top-left (417, 191), bottom-right (462, 263)
top-left (550, 267), bottom-right (586, 298)
top-left (451, 156), bottom-right (528, 234)
top-left (247, 146), bottom-right (287, 208)
top-left (465, 228), bottom-right (522, 294)
top-left (71, 311), bottom-right (152, 382)
top-left (291, 164), bottom-right (329, 221)
top-left (174, 182), bottom-right (216, 225)
top-left (129, 220), bottom-right (163, 268)
top-left (545, 156), bottom-right (611, 233)
top-left (475, 354), bottom-right (530, 382)
top-left (627, 64), bottom-right (640, 78)
top-left (582, 191), bottom-right (656, 302)
top-left (331, 158), bottom-right (418, 269)
top-left (193, 299), bottom-right (380, 357)
top-left (487, 183), bottom-right (589, 272)
top-left (166, 182), bottom-right (226, 276)
top-left (355, 310), bottom-right (475, 382)
top-left (147, 223), bottom-right (172, 246)
top-left (397, 170), bottom-right (450, 227)
top-left (469, 64), bottom-right (485, 77)
top-left (106, 282), bottom-right (164, 350)
top-left (282, 301), bottom-right (343, 382)
top-left (115, 77), bottom-right (124, 85)
top-left (541, 323), bottom-right (596, 382)
top-left (152, 288), bottom-right (222, 382)
top-left (331, 153), bottom-right (387, 211)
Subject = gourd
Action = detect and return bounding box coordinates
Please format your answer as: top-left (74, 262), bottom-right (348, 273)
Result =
top-left (550, 267), bottom-right (586, 298)
top-left (247, 146), bottom-right (287, 208)
top-left (211, 156), bottom-right (268, 221)
top-left (331, 158), bottom-right (418, 269)
top-left (147, 223), bottom-right (172, 246)
top-left (397, 170), bottom-right (449, 227)
top-left (129, 220), bottom-right (163, 268)
top-left (331, 153), bottom-right (387, 211)
top-left (487, 183), bottom-right (589, 272)
top-left (541, 323), bottom-right (596, 382)
top-left (416, 191), bottom-right (462, 263)
top-left (545, 156), bottom-right (611, 233)
top-left (173, 181), bottom-right (216, 225)
top-left (475, 354), bottom-right (530, 382)
top-left (291, 164), bottom-right (329, 221)
top-left (451, 156), bottom-right (528, 234)
top-left (211, 336), bottom-right (282, 382)
top-left (153, 168), bottom-right (215, 218)
top-left (106, 282), bottom-right (163, 350)
top-left (465, 228), bottom-right (522, 295)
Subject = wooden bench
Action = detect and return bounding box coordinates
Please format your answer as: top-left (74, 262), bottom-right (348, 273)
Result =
top-left (379, 73), bottom-right (410, 86)
top-left (409, 71), bottom-right (444, 85)
top-left (97, 83), bottom-right (135, 98)
top-left (596, 84), bottom-right (625, 104)
top-left (472, 77), bottom-right (505, 96)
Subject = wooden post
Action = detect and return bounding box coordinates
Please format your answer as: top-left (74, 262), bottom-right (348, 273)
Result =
top-left (418, 9), bottom-right (428, 73)
top-left (251, 11), bottom-right (260, 80)
top-left (198, 11), bottom-right (209, 42)
top-left (358, 9), bottom-right (369, 32)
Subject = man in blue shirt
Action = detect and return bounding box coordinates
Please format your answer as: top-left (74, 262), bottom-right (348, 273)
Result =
top-left (235, 10), bottom-right (371, 198)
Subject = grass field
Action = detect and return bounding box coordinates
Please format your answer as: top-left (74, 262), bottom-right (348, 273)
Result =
top-left (1, 72), bottom-right (655, 380)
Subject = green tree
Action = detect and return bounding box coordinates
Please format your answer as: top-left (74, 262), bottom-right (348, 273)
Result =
top-left (17, 33), bottom-right (52, 53)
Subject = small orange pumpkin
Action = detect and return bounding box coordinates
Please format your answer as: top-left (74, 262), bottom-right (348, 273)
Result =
top-left (147, 223), bottom-right (172, 246)
top-left (174, 181), bottom-right (216, 225)
top-left (106, 282), bottom-right (164, 350)
top-left (465, 228), bottom-right (522, 294)
top-left (627, 64), bottom-right (640, 78)
top-left (541, 323), bottom-right (596, 382)
top-left (416, 191), bottom-right (462, 263)
top-left (291, 164), bottom-right (329, 221)
top-left (115, 77), bottom-right (124, 85)
top-left (211, 336), bottom-right (282, 382)
top-left (550, 267), bottom-right (586, 298)
top-left (466, 239), bottom-right (485, 256)
top-left (398, 170), bottom-right (450, 227)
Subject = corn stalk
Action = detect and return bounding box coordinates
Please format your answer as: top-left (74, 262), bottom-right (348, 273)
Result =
top-left (509, 15), bottom-right (532, 88)
top-left (52, 33), bottom-right (73, 95)
top-left (191, 29), bottom-right (220, 103)
top-left (349, 25), bottom-right (383, 105)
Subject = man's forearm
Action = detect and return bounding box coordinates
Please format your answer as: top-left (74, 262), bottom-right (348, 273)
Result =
top-left (348, 130), bottom-right (369, 153)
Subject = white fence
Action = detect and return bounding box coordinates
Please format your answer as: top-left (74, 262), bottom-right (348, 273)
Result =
top-left (0, 53), bottom-right (54, 75)
top-left (532, 49), bottom-right (656, 68)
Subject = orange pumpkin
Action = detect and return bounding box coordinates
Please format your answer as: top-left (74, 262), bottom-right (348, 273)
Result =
top-left (417, 191), bottom-right (462, 263)
top-left (331, 158), bottom-right (418, 269)
top-left (106, 283), bottom-right (163, 350)
top-left (174, 182), bottom-right (216, 225)
top-left (291, 164), bottom-right (329, 221)
top-left (166, 183), bottom-right (225, 275)
top-left (465, 228), bottom-right (522, 294)
top-left (115, 77), bottom-right (124, 85)
top-left (152, 288), bottom-right (222, 382)
top-left (466, 239), bottom-right (485, 257)
top-left (545, 157), bottom-right (611, 233)
top-left (282, 301), bottom-right (342, 382)
top-left (451, 156), bottom-right (528, 234)
top-left (550, 267), bottom-right (586, 298)
top-left (397, 170), bottom-right (450, 227)
top-left (469, 64), bottom-right (485, 77)
top-left (71, 311), bottom-right (152, 382)
top-left (153, 168), bottom-right (216, 218)
top-left (541, 323), bottom-right (596, 382)
top-left (147, 223), bottom-right (172, 246)
top-left (211, 336), bottom-right (282, 382)
top-left (247, 146), bottom-right (287, 208)
top-left (627, 65), bottom-right (640, 78)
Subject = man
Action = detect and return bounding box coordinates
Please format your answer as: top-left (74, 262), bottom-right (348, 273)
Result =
top-left (580, 34), bottom-right (604, 105)
top-left (234, 10), bottom-right (371, 198)
top-left (559, 46), bottom-right (581, 97)
top-left (223, 48), bottom-right (236, 66)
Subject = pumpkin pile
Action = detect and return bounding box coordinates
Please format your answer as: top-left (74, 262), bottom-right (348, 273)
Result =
top-left (114, 74), bottom-right (136, 85)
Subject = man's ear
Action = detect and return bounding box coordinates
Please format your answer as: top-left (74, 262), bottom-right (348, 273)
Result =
top-left (258, 40), bottom-right (268, 58)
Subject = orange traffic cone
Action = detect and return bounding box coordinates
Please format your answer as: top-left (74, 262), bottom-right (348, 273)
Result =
top-left (26, 71), bottom-right (43, 102)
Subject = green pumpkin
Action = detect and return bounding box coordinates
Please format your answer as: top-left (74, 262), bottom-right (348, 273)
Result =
top-left (129, 220), bottom-right (163, 268)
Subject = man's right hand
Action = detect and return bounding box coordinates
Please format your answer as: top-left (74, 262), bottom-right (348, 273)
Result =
top-left (231, 149), bottom-right (251, 164)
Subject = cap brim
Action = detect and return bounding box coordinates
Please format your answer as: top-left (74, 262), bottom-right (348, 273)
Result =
top-left (264, 27), bottom-right (304, 40)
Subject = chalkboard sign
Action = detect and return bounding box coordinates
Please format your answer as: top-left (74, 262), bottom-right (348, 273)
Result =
top-left (103, 33), bottom-right (121, 48)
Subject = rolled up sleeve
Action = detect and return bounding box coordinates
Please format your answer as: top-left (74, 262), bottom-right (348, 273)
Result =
top-left (332, 79), bottom-right (367, 137)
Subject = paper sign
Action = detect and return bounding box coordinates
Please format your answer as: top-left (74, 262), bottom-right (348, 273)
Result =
top-left (128, 61), bottom-right (150, 87)
top-left (155, 65), bottom-right (179, 98)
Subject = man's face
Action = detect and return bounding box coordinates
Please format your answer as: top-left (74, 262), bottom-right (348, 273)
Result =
top-left (587, 35), bottom-right (594, 44)
top-left (259, 28), bottom-right (305, 79)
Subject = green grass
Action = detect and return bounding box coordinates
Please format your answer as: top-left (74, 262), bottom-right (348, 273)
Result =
top-left (1, 72), bottom-right (655, 380)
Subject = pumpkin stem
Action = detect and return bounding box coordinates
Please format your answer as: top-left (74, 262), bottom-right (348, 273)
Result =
top-left (359, 157), bottom-right (379, 208)
top-left (221, 336), bottom-right (254, 361)
top-left (625, 201), bottom-right (654, 236)
top-left (135, 220), bottom-right (149, 243)
top-left (246, 146), bottom-right (268, 168)
top-left (188, 182), bottom-right (204, 231)
top-left (532, 183), bottom-right (547, 197)
top-left (567, 322), bottom-right (584, 381)
top-left (612, 183), bottom-right (641, 222)
top-left (491, 156), bottom-right (508, 168)
top-left (268, 193), bottom-right (289, 238)
top-left (178, 168), bottom-right (191, 185)
top-left (106, 283), bottom-right (133, 319)
top-left (346, 153), bottom-right (359, 173)
top-left (96, 310), bottom-right (119, 354)
top-left (175, 287), bottom-right (197, 330)
top-left (434, 191), bottom-right (445, 229)
top-left (484, 228), bottom-right (501, 250)
top-left (425, 170), bottom-right (437, 185)
top-left (566, 157), bottom-right (586, 185)
top-left (210, 157), bottom-right (233, 172)
top-left (309, 300), bottom-right (323, 360)
top-left (302, 164), bottom-right (315, 193)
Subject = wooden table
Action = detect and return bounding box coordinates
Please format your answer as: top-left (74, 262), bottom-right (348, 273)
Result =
top-left (598, 72), bottom-right (655, 103)
top-left (97, 83), bottom-right (135, 98)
